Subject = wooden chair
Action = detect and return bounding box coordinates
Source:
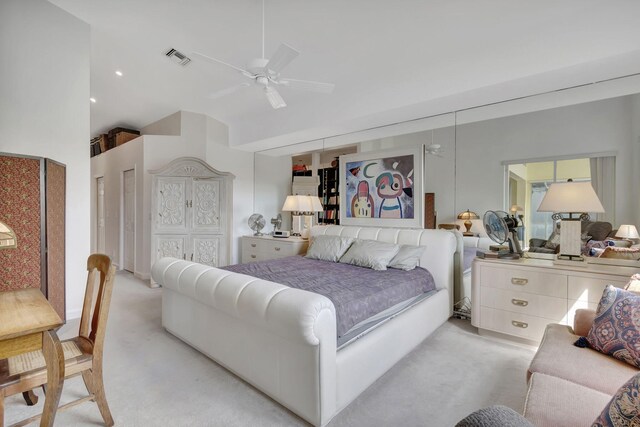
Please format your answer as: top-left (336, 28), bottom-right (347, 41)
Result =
top-left (0, 254), bottom-right (115, 427)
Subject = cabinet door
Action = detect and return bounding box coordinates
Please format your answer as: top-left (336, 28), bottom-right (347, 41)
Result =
top-left (191, 179), bottom-right (222, 233)
top-left (156, 177), bottom-right (188, 233)
top-left (156, 235), bottom-right (186, 260)
top-left (191, 235), bottom-right (221, 267)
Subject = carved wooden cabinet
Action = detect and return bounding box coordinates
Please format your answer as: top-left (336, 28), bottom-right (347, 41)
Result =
top-left (150, 158), bottom-right (234, 285)
top-left (0, 153), bottom-right (66, 320)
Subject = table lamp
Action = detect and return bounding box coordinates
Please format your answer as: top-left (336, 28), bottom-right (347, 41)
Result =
top-left (0, 220), bottom-right (17, 249)
top-left (282, 195), bottom-right (324, 238)
top-left (457, 210), bottom-right (479, 236)
top-left (537, 180), bottom-right (605, 260)
top-left (615, 225), bottom-right (639, 244)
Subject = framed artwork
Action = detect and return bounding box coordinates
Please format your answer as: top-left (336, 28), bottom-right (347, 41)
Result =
top-left (340, 146), bottom-right (424, 228)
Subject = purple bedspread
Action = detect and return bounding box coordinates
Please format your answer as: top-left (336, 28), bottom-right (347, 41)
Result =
top-left (222, 256), bottom-right (436, 337)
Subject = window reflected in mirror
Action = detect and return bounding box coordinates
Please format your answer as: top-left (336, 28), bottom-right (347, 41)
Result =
top-left (0, 220), bottom-right (17, 249)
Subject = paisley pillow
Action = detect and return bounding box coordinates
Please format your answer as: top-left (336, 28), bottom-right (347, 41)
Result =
top-left (592, 372), bottom-right (640, 427)
top-left (586, 285), bottom-right (640, 368)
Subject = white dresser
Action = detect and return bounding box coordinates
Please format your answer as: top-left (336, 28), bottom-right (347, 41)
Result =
top-left (471, 257), bottom-right (638, 343)
top-left (241, 235), bottom-right (309, 263)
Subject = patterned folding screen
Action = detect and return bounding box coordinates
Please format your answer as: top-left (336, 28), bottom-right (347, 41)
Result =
top-left (0, 153), bottom-right (66, 321)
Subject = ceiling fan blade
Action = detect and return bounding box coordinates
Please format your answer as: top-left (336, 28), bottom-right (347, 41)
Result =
top-left (192, 52), bottom-right (254, 77)
top-left (207, 83), bottom-right (251, 100)
top-left (266, 43), bottom-right (299, 73)
top-left (264, 86), bottom-right (287, 109)
top-left (278, 78), bottom-right (335, 94)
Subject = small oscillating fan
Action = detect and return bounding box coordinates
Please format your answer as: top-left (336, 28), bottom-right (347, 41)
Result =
top-left (483, 210), bottom-right (524, 259)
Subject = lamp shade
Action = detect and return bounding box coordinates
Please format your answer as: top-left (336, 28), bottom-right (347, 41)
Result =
top-left (537, 181), bottom-right (605, 213)
top-left (282, 195), bottom-right (324, 213)
top-left (457, 210), bottom-right (479, 220)
top-left (616, 225), bottom-right (639, 239)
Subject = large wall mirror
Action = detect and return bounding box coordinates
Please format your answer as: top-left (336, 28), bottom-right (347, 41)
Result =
top-left (252, 74), bottom-right (640, 237)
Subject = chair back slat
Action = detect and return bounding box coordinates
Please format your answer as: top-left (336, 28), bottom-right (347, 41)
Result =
top-left (79, 269), bottom-right (96, 339)
top-left (80, 254), bottom-right (115, 350)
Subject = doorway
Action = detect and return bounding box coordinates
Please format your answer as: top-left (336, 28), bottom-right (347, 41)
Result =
top-left (123, 169), bottom-right (135, 273)
top-left (96, 177), bottom-right (106, 254)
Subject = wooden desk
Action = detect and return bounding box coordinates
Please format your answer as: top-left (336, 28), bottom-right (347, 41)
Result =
top-left (0, 289), bottom-right (64, 427)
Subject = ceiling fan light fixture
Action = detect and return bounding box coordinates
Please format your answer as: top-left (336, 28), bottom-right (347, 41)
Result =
top-left (264, 86), bottom-right (286, 109)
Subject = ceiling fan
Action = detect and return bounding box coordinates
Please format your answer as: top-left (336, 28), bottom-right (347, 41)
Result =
top-left (192, 1), bottom-right (335, 109)
top-left (424, 130), bottom-right (445, 157)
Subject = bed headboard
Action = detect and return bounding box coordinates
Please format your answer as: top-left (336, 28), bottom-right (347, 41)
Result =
top-left (310, 225), bottom-right (463, 314)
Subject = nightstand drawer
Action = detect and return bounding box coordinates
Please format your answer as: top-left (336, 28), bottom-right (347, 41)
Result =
top-left (479, 265), bottom-right (567, 298)
top-left (480, 287), bottom-right (567, 322)
top-left (241, 248), bottom-right (262, 263)
top-left (479, 307), bottom-right (552, 342)
top-left (262, 240), bottom-right (295, 257)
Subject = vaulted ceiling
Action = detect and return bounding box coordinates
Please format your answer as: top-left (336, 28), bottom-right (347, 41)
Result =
top-left (50, 0), bottom-right (640, 149)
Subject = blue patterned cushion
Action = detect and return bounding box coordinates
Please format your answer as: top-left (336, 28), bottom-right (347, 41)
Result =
top-left (586, 285), bottom-right (640, 368)
top-left (592, 372), bottom-right (640, 426)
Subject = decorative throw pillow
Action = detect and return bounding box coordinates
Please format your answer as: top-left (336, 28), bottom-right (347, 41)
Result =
top-left (592, 372), bottom-right (640, 427)
top-left (339, 239), bottom-right (400, 271)
top-left (388, 245), bottom-right (426, 271)
top-left (544, 222), bottom-right (561, 250)
top-left (305, 235), bottom-right (354, 262)
top-left (585, 285), bottom-right (640, 368)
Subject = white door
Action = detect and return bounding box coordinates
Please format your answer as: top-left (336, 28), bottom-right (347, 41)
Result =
top-left (96, 177), bottom-right (106, 254)
top-left (123, 169), bottom-right (135, 272)
top-left (156, 235), bottom-right (186, 260)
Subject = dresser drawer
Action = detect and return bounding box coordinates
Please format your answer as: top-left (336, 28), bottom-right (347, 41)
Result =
top-left (261, 239), bottom-right (295, 257)
top-left (479, 307), bottom-right (552, 342)
top-left (241, 248), bottom-right (262, 263)
top-left (480, 287), bottom-right (567, 322)
top-left (479, 265), bottom-right (567, 298)
top-left (567, 276), bottom-right (628, 304)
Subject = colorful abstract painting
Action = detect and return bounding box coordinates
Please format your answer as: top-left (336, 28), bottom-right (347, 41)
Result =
top-left (340, 147), bottom-right (423, 227)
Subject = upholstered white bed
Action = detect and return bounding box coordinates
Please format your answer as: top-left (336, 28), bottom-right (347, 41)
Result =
top-left (151, 225), bottom-right (463, 426)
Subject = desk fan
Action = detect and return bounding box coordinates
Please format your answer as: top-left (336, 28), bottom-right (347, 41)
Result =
top-left (483, 210), bottom-right (524, 259)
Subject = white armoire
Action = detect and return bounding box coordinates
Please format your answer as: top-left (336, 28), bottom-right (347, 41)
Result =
top-left (150, 157), bottom-right (234, 285)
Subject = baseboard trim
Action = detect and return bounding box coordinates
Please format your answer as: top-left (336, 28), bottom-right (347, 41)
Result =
top-left (66, 308), bottom-right (82, 321)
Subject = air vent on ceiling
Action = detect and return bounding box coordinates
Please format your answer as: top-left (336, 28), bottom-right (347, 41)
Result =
top-left (165, 48), bottom-right (191, 66)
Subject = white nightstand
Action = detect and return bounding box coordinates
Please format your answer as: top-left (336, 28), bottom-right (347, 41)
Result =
top-left (471, 257), bottom-right (637, 344)
top-left (241, 235), bottom-right (309, 263)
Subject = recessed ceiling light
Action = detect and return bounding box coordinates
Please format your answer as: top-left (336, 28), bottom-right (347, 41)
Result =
top-left (115, 70), bottom-right (123, 76)
top-left (90, 97), bottom-right (97, 103)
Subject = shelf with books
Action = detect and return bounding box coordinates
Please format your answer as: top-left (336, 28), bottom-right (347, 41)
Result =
top-left (318, 166), bottom-right (340, 225)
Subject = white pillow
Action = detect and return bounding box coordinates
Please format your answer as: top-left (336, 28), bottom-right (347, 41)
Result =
top-left (339, 239), bottom-right (400, 271)
top-left (306, 235), bottom-right (354, 262)
top-left (388, 245), bottom-right (426, 271)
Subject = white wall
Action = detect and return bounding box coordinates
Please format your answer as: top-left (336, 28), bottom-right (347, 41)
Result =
top-left (254, 154), bottom-right (293, 232)
top-left (90, 139), bottom-right (144, 273)
top-left (204, 117), bottom-right (255, 263)
top-left (0, 0), bottom-right (90, 319)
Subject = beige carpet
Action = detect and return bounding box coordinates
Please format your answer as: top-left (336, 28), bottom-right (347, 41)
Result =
top-left (4, 271), bottom-right (535, 426)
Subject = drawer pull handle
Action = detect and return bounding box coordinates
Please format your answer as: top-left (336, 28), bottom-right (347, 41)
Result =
top-left (251, 244), bottom-right (257, 248)
top-left (512, 320), bottom-right (528, 329)
top-left (511, 277), bottom-right (528, 285)
top-left (511, 299), bottom-right (529, 307)
top-left (275, 247), bottom-right (281, 251)
top-left (250, 255), bottom-right (257, 259)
